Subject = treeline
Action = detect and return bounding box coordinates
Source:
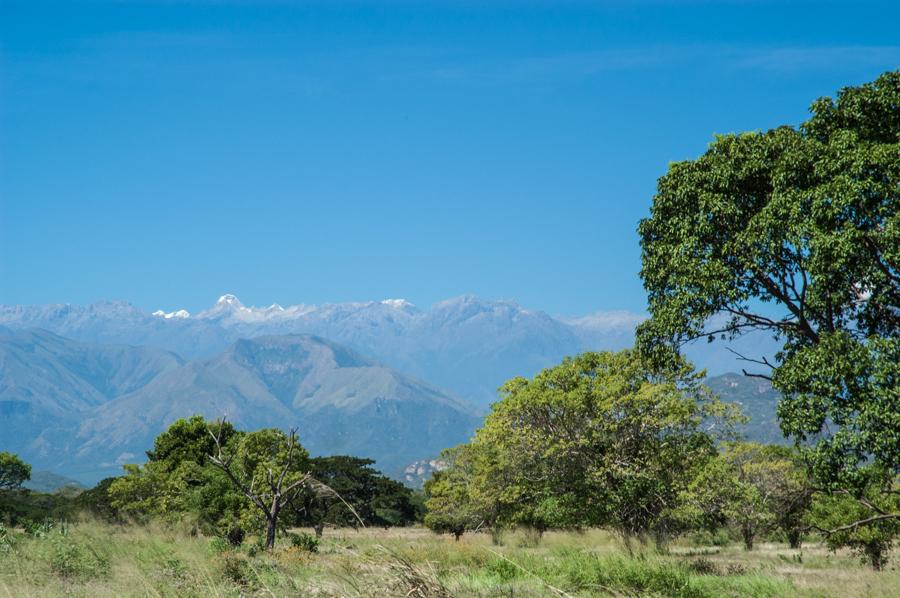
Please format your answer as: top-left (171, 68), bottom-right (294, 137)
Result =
top-left (421, 350), bottom-right (898, 569)
top-left (0, 417), bottom-right (423, 550)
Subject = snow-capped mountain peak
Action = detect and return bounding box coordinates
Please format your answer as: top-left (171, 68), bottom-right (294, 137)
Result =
top-left (216, 294), bottom-right (243, 307)
top-left (197, 295), bottom-right (314, 323)
top-left (381, 298), bottom-right (415, 310)
top-left (151, 309), bottom-right (190, 319)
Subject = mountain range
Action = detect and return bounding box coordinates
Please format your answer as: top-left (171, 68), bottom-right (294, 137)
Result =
top-left (1, 327), bottom-right (480, 483)
top-left (0, 294), bottom-right (778, 407)
top-left (0, 295), bottom-right (786, 486)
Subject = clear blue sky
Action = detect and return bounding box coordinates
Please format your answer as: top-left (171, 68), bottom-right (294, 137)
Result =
top-left (2, 1), bottom-right (898, 316)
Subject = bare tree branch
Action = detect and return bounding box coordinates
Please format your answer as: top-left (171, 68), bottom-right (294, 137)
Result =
top-left (206, 416), bottom-right (364, 549)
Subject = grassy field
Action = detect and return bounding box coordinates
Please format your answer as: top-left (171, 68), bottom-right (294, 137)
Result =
top-left (1, 521), bottom-right (899, 597)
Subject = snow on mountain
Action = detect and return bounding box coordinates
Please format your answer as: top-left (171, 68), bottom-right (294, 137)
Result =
top-left (152, 309), bottom-right (190, 319)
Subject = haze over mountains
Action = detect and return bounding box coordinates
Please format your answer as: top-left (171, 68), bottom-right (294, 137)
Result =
top-left (1, 328), bottom-right (480, 483)
top-left (0, 294), bottom-right (776, 406)
top-left (0, 294), bottom-right (784, 485)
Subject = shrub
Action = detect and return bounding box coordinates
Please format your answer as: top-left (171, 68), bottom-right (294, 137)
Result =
top-left (518, 526), bottom-right (544, 548)
top-left (50, 537), bottom-right (110, 580)
top-left (489, 527), bottom-right (505, 546)
top-left (0, 523), bottom-right (14, 552)
top-left (687, 558), bottom-right (720, 575)
top-left (288, 531), bottom-right (319, 553)
top-left (225, 524), bottom-right (245, 547)
top-left (220, 553), bottom-right (254, 586)
top-left (688, 529), bottom-right (731, 547)
top-left (208, 536), bottom-right (229, 554)
top-left (23, 519), bottom-right (54, 538)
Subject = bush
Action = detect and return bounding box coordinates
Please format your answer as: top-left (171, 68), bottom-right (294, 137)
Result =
top-left (220, 553), bottom-right (256, 586)
top-left (518, 526), bottom-right (544, 548)
top-left (288, 531), bottom-right (319, 553)
top-left (489, 527), bottom-right (505, 546)
top-left (23, 519), bottom-right (55, 538)
top-left (208, 536), bottom-right (229, 554)
top-left (687, 558), bottom-right (720, 575)
top-left (50, 537), bottom-right (110, 580)
top-left (688, 529), bottom-right (731, 547)
top-left (225, 524), bottom-right (245, 547)
top-left (0, 523), bottom-right (14, 552)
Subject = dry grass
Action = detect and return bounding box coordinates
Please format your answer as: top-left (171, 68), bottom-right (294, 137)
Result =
top-left (1, 520), bottom-right (898, 597)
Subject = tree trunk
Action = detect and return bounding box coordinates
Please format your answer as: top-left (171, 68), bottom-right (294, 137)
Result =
top-left (865, 543), bottom-right (884, 571)
top-left (265, 503), bottom-right (279, 550)
top-left (265, 517), bottom-right (277, 550)
top-left (314, 522), bottom-right (324, 538)
top-left (742, 525), bottom-right (754, 551)
top-left (787, 529), bottom-right (802, 550)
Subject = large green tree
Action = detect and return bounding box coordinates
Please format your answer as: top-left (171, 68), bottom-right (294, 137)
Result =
top-left (637, 71), bottom-right (899, 522)
top-left (428, 350), bottom-right (739, 544)
top-left (291, 456), bottom-right (419, 535)
top-left (109, 416), bottom-right (244, 530)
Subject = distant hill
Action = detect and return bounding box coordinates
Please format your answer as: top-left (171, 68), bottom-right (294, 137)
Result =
top-left (705, 372), bottom-right (787, 445)
top-left (0, 326), bottom-right (183, 459)
top-left (0, 329), bottom-right (480, 484)
top-left (22, 471), bottom-right (84, 493)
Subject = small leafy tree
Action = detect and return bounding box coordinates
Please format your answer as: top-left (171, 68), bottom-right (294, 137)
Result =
top-left (208, 419), bottom-right (363, 550)
top-left (423, 445), bottom-right (485, 541)
top-left (208, 423), bottom-right (313, 550)
top-left (678, 443), bottom-right (810, 550)
top-left (0, 452), bottom-right (31, 491)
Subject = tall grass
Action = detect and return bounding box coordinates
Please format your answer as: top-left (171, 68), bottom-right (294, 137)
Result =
top-left (0, 520), bottom-right (897, 596)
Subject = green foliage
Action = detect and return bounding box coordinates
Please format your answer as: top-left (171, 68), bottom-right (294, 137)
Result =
top-left (637, 71), bottom-right (900, 493)
top-left (291, 456), bottom-right (419, 530)
top-left (208, 536), bottom-right (230, 554)
top-left (425, 350), bottom-right (741, 542)
top-left (0, 451), bottom-right (31, 491)
top-left (146, 415), bottom-right (237, 472)
top-left (108, 416), bottom-right (249, 533)
top-left (106, 416), bottom-right (411, 548)
top-left (677, 443), bottom-right (810, 550)
top-left (288, 531), bottom-right (320, 552)
top-left (423, 445), bottom-right (485, 539)
top-left (49, 535), bottom-right (111, 580)
top-left (219, 551), bottom-right (255, 586)
top-left (775, 333), bottom-right (900, 492)
top-left (73, 477), bottom-right (120, 522)
top-left (0, 522), bottom-right (14, 553)
top-left (808, 485), bottom-right (900, 570)
top-left (0, 487), bottom-right (79, 527)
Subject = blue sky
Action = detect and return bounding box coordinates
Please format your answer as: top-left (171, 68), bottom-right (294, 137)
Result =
top-left (2, 1), bottom-right (898, 316)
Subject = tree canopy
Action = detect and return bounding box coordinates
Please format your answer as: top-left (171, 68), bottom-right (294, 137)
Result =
top-left (107, 416), bottom-right (417, 549)
top-left (637, 71), bottom-right (899, 498)
top-left (0, 452), bottom-right (31, 492)
top-left (426, 350), bottom-right (741, 543)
